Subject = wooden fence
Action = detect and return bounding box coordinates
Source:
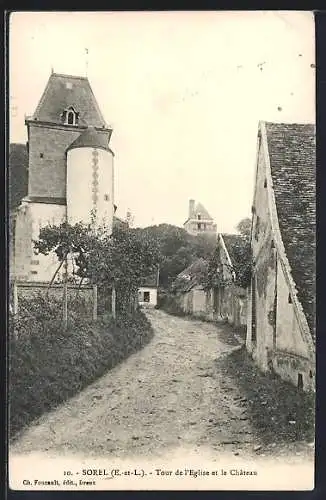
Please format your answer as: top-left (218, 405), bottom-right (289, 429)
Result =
top-left (10, 281), bottom-right (98, 323)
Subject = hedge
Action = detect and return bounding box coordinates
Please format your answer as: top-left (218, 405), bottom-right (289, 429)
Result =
top-left (9, 294), bottom-right (154, 438)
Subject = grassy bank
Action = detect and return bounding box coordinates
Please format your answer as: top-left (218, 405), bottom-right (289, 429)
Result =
top-left (217, 345), bottom-right (315, 447)
top-left (9, 295), bottom-right (154, 439)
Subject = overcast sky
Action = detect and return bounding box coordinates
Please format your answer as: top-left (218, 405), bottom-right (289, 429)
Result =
top-left (9, 11), bottom-right (315, 232)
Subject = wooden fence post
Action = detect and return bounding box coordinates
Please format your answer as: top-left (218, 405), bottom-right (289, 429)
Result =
top-left (112, 284), bottom-right (116, 320)
top-left (63, 258), bottom-right (68, 328)
top-left (13, 281), bottom-right (18, 315)
top-left (93, 284), bottom-right (97, 321)
top-left (63, 282), bottom-right (68, 328)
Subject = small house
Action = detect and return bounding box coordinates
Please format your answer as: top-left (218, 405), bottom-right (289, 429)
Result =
top-left (173, 258), bottom-right (209, 318)
top-left (138, 271), bottom-right (159, 308)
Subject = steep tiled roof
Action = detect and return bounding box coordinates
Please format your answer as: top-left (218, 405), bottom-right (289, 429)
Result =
top-left (174, 257), bottom-right (208, 292)
top-left (265, 122), bottom-right (315, 336)
top-left (31, 73), bottom-right (107, 128)
top-left (67, 127), bottom-right (111, 152)
top-left (194, 202), bottom-right (213, 220)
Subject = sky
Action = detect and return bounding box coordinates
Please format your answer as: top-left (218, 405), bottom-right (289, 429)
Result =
top-left (9, 11), bottom-right (315, 232)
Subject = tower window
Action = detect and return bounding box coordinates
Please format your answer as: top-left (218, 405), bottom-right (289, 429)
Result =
top-left (40, 153), bottom-right (44, 158)
top-left (197, 223), bottom-right (202, 230)
top-left (67, 111), bottom-right (75, 125)
top-left (104, 194), bottom-right (109, 201)
top-left (61, 106), bottom-right (79, 126)
top-left (197, 214), bottom-right (201, 220)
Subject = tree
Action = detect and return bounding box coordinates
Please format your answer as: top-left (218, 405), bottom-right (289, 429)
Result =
top-left (236, 217), bottom-right (252, 238)
top-left (132, 223), bottom-right (216, 288)
top-left (34, 222), bottom-right (161, 312)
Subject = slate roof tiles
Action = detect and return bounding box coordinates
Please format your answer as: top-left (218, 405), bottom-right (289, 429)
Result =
top-left (265, 122), bottom-right (316, 336)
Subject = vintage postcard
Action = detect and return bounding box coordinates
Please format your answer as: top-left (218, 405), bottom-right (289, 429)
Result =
top-left (8, 10), bottom-right (315, 491)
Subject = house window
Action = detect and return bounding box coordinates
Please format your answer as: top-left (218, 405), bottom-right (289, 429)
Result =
top-left (264, 178), bottom-right (267, 188)
top-left (104, 194), bottom-right (110, 201)
top-left (197, 214), bottom-right (201, 220)
top-left (40, 153), bottom-right (44, 158)
top-left (144, 291), bottom-right (150, 302)
top-left (197, 223), bottom-right (202, 230)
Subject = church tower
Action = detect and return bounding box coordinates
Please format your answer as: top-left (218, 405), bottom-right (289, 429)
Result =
top-left (13, 72), bottom-right (115, 282)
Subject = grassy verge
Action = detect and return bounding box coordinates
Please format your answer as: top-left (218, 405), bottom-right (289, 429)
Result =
top-left (9, 295), bottom-right (154, 439)
top-left (217, 345), bottom-right (315, 446)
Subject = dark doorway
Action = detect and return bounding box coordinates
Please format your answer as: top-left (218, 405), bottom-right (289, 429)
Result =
top-left (144, 291), bottom-right (150, 303)
top-left (298, 373), bottom-right (304, 391)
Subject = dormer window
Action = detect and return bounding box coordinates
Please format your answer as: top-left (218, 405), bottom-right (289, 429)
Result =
top-left (61, 106), bottom-right (79, 126)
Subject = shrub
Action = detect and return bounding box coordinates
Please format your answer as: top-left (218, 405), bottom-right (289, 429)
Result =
top-left (9, 296), bottom-right (154, 438)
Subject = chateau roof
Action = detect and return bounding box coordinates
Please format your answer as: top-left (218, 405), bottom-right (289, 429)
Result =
top-left (67, 127), bottom-right (111, 152)
top-left (31, 73), bottom-right (108, 128)
top-left (264, 122), bottom-right (316, 335)
top-left (194, 202), bottom-right (214, 220)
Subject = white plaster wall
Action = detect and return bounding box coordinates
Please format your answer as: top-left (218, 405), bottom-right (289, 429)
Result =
top-left (249, 142), bottom-right (276, 370)
top-left (29, 202), bottom-right (66, 282)
top-left (67, 148), bottom-right (114, 232)
top-left (193, 288), bottom-right (206, 314)
top-left (276, 260), bottom-right (310, 358)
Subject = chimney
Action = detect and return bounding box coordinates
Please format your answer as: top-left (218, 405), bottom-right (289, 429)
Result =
top-left (189, 199), bottom-right (195, 219)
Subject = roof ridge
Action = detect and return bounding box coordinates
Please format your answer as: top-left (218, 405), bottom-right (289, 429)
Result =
top-left (52, 72), bottom-right (88, 80)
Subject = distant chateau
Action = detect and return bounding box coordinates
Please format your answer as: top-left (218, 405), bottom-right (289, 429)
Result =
top-left (183, 199), bottom-right (217, 236)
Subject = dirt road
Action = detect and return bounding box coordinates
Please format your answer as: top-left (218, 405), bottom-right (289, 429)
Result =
top-left (10, 310), bottom-right (312, 461)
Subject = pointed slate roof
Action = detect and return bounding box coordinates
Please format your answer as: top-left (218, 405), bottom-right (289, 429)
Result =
top-left (67, 127), bottom-right (111, 152)
top-left (194, 202), bottom-right (213, 220)
top-left (31, 73), bottom-right (107, 128)
top-left (264, 122), bottom-right (315, 335)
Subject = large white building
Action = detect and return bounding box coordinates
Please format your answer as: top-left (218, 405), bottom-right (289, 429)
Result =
top-left (10, 72), bottom-right (115, 282)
